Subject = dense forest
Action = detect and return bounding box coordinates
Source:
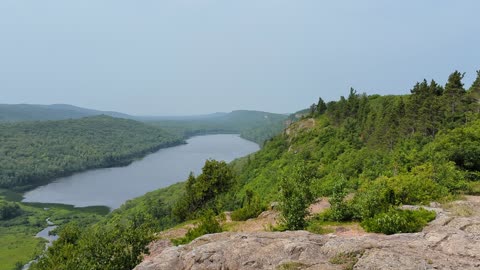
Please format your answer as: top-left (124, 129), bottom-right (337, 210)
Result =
top-left (0, 116), bottom-right (182, 190)
top-left (0, 105), bottom-right (288, 146)
top-left (28, 70), bottom-right (480, 269)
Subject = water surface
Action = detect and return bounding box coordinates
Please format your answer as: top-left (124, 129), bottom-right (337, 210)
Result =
top-left (23, 134), bottom-right (259, 209)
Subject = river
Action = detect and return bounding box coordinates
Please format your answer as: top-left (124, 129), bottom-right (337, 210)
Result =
top-left (22, 134), bottom-right (259, 209)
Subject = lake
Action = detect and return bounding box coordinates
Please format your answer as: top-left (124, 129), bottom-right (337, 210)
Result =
top-left (22, 134), bottom-right (259, 209)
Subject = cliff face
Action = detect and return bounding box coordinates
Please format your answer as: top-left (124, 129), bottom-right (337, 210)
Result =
top-left (136, 197), bottom-right (480, 270)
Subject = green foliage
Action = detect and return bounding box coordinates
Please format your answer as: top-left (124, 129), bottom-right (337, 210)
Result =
top-left (0, 200), bottom-right (22, 220)
top-left (172, 210), bottom-right (223, 245)
top-left (361, 208), bottom-right (436, 235)
top-left (32, 214), bottom-right (154, 270)
top-left (329, 251), bottom-right (364, 270)
top-left (0, 190), bottom-right (106, 270)
top-left (327, 180), bottom-right (354, 222)
top-left (231, 189), bottom-right (265, 221)
top-left (173, 160), bottom-right (235, 221)
top-left (277, 262), bottom-right (308, 270)
top-left (230, 70), bottom-right (478, 235)
top-left (0, 116), bottom-right (182, 190)
top-left (279, 162), bottom-right (315, 230)
top-left (427, 120), bottom-right (480, 174)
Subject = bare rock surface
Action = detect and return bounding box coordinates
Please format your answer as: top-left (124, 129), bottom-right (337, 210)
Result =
top-left (135, 197), bottom-right (480, 270)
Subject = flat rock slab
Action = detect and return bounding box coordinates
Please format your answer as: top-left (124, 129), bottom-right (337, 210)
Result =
top-left (135, 198), bottom-right (480, 270)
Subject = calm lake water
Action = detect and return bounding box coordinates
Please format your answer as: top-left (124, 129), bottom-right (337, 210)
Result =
top-left (22, 134), bottom-right (259, 209)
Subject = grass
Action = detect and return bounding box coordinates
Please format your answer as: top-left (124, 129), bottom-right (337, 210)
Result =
top-left (443, 202), bottom-right (475, 217)
top-left (306, 220), bottom-right (358, 235)
top-left (0, 191), bottom-right (107, 269)
top-left (329, 251), bottom-right (364, 270)
top-left (468, 181), bottom-right (480, 195)
top-left (276, 261), bottom-right (308, 270)
top-left (0, 227), bottom-right (46, 270)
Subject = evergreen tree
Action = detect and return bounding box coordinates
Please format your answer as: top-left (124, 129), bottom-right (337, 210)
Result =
top-left (443, 71), bottom-right (467, 125)
top-left (316, 97), bottom-right (327, 115)
top-left (468, 70), bottom-right (480, 113)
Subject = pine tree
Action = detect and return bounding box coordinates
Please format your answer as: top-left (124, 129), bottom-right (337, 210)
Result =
top-left (443, 71), bottom-right (467, 125)
top-left (316, 97), bottom-right (327, 115)
top-left (469, 70), bottom-right (480, 113)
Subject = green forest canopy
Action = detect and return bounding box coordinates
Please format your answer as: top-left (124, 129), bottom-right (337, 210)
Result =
top-left (0, 116), bottom-right (182, 190)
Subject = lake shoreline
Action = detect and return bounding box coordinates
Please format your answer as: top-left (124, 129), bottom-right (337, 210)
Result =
top-left (21, 134), bottom-right (259, 210)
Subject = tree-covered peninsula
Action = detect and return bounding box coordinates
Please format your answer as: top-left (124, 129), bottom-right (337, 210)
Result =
top-left (0, 115), bottom-right (182, 191)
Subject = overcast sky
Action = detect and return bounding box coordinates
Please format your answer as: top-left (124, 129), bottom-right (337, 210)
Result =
top-left (1, 1), bottom-right (479, 115)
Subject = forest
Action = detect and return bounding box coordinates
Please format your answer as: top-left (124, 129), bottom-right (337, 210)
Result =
top-left (26, 70), bottom-right (480, 269)
top-left (0, 116), bottom-right (182, 190)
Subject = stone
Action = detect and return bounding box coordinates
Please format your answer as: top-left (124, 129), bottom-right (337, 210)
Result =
top-left (135, 197), bottom-right (480, 270)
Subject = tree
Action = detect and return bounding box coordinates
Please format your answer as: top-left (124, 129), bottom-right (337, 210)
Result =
top-left (279, 162), bottom-right (314, 230)
top-left (407, 79), bottom-right (445, 137)
top-left (316, 97), bottom-right (327, 115)
top-left (443, 71), bottom-right (467, 125)
top-left (468, 70), bottom-right (480, 113)
top-left (173, 160), bottom-right (235, 221)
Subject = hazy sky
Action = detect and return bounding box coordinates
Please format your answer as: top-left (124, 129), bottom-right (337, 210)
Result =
top-left (1, 1), bottom-right (479, 115)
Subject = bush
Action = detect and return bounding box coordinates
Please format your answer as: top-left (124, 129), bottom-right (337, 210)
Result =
top-left (173, 160), bottom-right (235, 222)
top-left (279, 163), bottom-right (315, 230)
top-left (231, 190), bottom-right (265, 221)
top-left (172, 210), bottom-right (223, 245)
top-left (351, 178), bottom-right (395, 220)
top-left (361, 208), bottom-right (436, 235)
top-left (328, 180), bottom-right (354, 221)
top-left (0, 200), bottom-right (22, 220)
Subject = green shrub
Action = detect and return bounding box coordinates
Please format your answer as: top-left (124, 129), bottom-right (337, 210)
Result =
top-left (328, 180), bottom-right (354, 221)
top-left (279, 163), bottom-right (315, 230)
top-left (0, 200), bottom-right (22, 220)
top-left (172, 210), bottom-right (223, 245)
top-left (352, 178), bottom-right (395, 220)
top-left (231, 190), bottom-right (265, 221)
top-left (361, 208), bottom-right (436, 235)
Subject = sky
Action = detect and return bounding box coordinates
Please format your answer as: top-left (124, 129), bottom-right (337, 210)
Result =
top-left (0, 1), bottom-right (479, 116)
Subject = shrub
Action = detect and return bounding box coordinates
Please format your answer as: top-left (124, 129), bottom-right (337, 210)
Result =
top-left (328, 180), bottom-right (354, 221)
top-left (172, 210), bottom-right (223, 245)
top-left (0, 200), bottom-right (22, 220)
top-left (231, 190), bottom-right (265, 221)
top-left (351, 177), bottom-right (395, 220)
top-left (279, 163), bottom-right (315, 230)
top-left (361, 208), bottom-right (436, 235)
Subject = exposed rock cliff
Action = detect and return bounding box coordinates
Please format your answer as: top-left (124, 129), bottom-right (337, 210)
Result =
top-left (135, 196), bottom-right (480, 270)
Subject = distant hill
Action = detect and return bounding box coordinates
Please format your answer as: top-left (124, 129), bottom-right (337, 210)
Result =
top-left (0, 104), bottom-right (291, 145)
top-left (0, 104), bottom-right (132, 122)
top-left (148, 110), bottom-right (289, 145)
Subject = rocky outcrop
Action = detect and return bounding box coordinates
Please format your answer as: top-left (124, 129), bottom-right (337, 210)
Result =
top-left (135, 197), bottom-right (480, 270)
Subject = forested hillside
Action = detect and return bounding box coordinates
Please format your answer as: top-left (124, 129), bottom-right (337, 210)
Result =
top-left (0, 105), bottom-right (288, 146)
top-left (0, 116), bottom-right (182, 190)
top-left (148, 110), bottom-right (288, 145)
top-left (0, 104), bottom-right (132, 122)
top-left (30, 70), bottom-right (480, 270)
